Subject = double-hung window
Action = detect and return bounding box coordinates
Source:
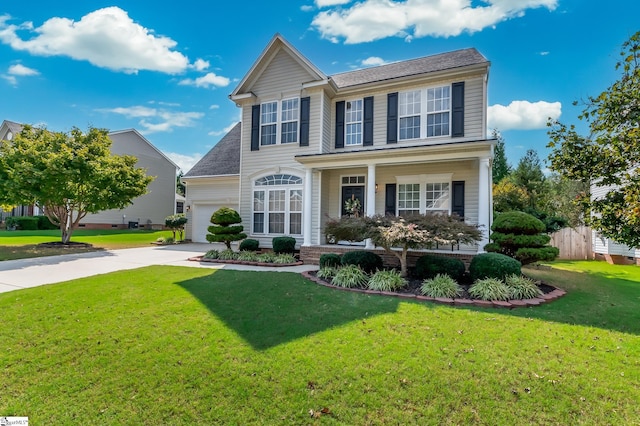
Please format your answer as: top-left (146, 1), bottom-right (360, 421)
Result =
top-left (396, 174), bottom-right (452, 216)
top-left (260, 98), bottom-right (299, 146)
top-left (253, 174), bottom-right (303, 235)
top-left (398, 85), bottom-right (450, 140)
top-left (345, 99), bottom-right (363, 146)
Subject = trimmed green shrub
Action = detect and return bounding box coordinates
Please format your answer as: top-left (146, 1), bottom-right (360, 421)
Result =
top-left (319, 253), bottom-right (342, 268)
top-left (203, 250), bottom-right (219, 259)
top-left (469, 252), bottom-right (521, 281)
top-left (341, 250), bottom-right (383, 273)
top-left (414, 254), bottom-right (466, 281)
top-left (217, 249), bottom-right (238, 261)
top-left (239, 238), bottom-right (260, 251)
top-left (272, 236), bottom-right (296, 254)
top-left (486, 211), bottom-right (559, 265)
top-left (505, 274), bottom-right (543, 299)
top-left (420, 274), bottom-right (463, 298)
top-left (368, 269), bottom-right (407, 291)
top-left (206, 207), bottom-right (247, 249)
top-left (6, 216), bottom-right (39, 230)
top-left (469, 278), bottom-right (510, 301)
top-left (331, 265), bottom-right (369, 288)
top-left (36, 215), bottom-right (58, 230)
top-left (237, 251), bottom-right (260, 262)
top-left (317, 267), bottom-right (339, 280)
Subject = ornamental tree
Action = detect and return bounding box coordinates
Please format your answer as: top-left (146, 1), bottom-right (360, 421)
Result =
top-left (0, 125), bottom-right (153, 243)
top-left (165, 213), bottom-right (188, 241)
top-left (325, 214), bottom-right (482, 277)
top-left (547, 30), bottom-right (640, 247)
top-left (206, 207), bottom-right (247, 249)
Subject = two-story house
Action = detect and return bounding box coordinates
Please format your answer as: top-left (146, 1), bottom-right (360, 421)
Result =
top-left (183, 34), bottom-right (495, 258)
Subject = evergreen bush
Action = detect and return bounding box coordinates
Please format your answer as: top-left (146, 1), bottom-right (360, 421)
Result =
top-left (341, 250), bottom-right (383, 273)
top-left (469, 252), bottom-right (521, 281)
top-left (239, 239), bottom-right (259, 251)
top-left (319, 253), bottom-right (342, 268)
top-left (272, 236), bottom-right (296, 254)
top-left (206, 207), bottom-right (247, 249)
top-left (414, 254), bottom-right (466, 281)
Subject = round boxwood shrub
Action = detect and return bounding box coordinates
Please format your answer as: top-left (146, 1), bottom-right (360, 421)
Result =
top-left (469, 252), bottom-right (521, 281)
top-left (272, 236), bottom-right (296, 254)
top-left (341, 250), bottom-right (383, 273)
top-left (492, 211), bottom-right (546, 234)
top-left (239, 238), bottom-right (260, 251)
top-left (319, 253), bottom-right (342, 268)
top-left (414, 254), bottom-right (465, 281)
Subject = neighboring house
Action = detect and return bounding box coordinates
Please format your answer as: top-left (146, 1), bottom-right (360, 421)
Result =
top-left (0, 120), bottom-right (179, 229)
top-left (183, 34), bottom-right (495, 255)
top-left (591, 182), bottom-right (640, 264)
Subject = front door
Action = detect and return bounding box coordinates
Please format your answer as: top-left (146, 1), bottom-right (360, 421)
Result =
top-left (341, 186), bottom-right (365, 217)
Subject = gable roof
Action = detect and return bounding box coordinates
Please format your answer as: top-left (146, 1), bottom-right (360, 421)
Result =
top-left (183, 122), bottom-right (241, 178)
top-left (231, 34), bottom-right (328, 99)
top-left (2, 120), bottom-right (23, 134)
top-left (330, 48), bottom-right (488, 88)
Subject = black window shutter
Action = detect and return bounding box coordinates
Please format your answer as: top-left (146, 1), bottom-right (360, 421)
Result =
top-left (387, 92), bottom-right (398, 144)
top-left (299, 96), bottom-right (310, 147)
top-left (385, 183), bottom-right (396, 216)
top-left (335, 101), bottom-right (345, 148)
top-left (452, 82), bottom-right (464, 138)
top-left (251, 105), bottom-right (260, 151)
top-left (363, 96), bottom-right (374, 146)
top-left (452, 181), bottom-right (465, 218)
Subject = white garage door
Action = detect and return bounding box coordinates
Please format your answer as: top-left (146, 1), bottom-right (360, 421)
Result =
top-left (192, 204), bottom-right (223, 243)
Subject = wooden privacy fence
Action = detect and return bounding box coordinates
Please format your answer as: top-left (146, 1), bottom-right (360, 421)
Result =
top-left (550, 226), bottom-right (593, 260)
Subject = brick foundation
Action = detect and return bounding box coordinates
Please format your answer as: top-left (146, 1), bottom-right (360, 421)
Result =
top-left (300, 244), bottom-right (475, 269)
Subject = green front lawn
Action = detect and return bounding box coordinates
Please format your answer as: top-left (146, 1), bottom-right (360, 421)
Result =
top-left (0, 229), bottom-right (174, 260)
top-left (1, 263), bottom-right (638, 424)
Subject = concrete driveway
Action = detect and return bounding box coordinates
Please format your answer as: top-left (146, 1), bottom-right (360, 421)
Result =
top-left (0, 243), bottom-right (317, 294)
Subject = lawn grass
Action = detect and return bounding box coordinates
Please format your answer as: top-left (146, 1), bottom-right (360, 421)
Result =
top-left (0, 229), bottom-right (173, 260)
top-left (1, 264), bottom-right (639, 425)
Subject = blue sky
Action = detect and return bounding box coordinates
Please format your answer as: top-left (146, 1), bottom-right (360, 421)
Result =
top-left (1, 1), bottom-right (638, 172)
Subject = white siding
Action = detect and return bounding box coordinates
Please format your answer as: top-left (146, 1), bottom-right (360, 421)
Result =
top-left (591, 181), bottom-right (639, 257)
top-left (184, 176), bottom-right (240, 241)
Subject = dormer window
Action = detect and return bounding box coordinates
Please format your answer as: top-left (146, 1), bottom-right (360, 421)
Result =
top-left (260, 98), bottom-right (299, 146)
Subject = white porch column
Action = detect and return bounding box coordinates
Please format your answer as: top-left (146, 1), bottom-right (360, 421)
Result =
top-left (303, 168), bottom-right (313, 247)
top-left (366, 164), bottom-right (376, 249)
top-left (478, 157), bottom-right (491, 252)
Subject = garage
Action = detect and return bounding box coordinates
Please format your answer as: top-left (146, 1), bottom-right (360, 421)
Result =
top-left (191, 204), bottom-right (237, 243)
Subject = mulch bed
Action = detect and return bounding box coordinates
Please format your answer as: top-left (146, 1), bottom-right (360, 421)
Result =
top-left (38, 242), bottom-right (94, 249)
top-left (303, 271), bottom-right (565, 309)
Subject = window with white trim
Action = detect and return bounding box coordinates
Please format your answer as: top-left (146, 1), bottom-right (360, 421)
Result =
top-left (345, 99), bottom-right (363, 146)
top-left (396, 174), bottom-right (452, 215)
top-left (260, 98), bottom-right (299, 146)
top-left (398, 85), bottom-right (450, 140)
top-left (253, 174), bottom-right (303, 235)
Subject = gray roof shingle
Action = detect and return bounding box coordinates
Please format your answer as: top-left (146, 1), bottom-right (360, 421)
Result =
top-left (184, 122), bottom-right (241, 177)
top-left (330, 48), bottom-right (488, 88)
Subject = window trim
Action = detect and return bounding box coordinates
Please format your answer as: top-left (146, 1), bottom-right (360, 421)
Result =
top-left (398, 85), bottom-right (451, 141)
top-left (396, 173), bottom-right (453, 215)
top-left (259, 97), bottom-right (300, 146)
top-left (345, 99), bottom-right (363, 146)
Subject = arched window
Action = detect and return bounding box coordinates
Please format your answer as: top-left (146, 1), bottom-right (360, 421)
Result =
top-left (253, 174), bottom-right (303, 235)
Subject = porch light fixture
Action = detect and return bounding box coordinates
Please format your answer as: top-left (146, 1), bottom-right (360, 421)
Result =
top-left (186, 205), bottom-right (191, 212)
top-left (375, 183), bottom-right (379, 193)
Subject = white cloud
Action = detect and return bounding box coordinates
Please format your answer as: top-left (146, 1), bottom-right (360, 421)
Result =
top-left (179, 72), bottom-right (230, 88)
top-left (0, 7), bottom-right (189, 73)
top-left (165, 151), bottom-right (203, 173)
top-left (316, 0), bottom-right (352, 6)
top-left (8, 63), bottom-right (39, 76)
top-left (1, 75), bottom-right (17, 85)
top-left (301, 5), bottom-right (315, 12)
top-left (209, 104), bottom-right (220, 110)
top-left (208, 122), bottom-right (239, 137)
top-left (98, 105), bottom-right (204, 134)
top-left (312, 0), bottom-right (557, 44)
top-left (488, 100), bottom-right (561, 131)
top-left (361, 56), bottom-right (387, 66)
top-left (191, 58), bottom-right (210, 71)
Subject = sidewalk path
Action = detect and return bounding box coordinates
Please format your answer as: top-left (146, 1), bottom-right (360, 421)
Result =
top-left (0, 243), bottom-right (317, 294)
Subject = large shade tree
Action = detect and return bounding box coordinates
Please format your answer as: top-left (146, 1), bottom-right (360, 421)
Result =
top-left (0, 125), bottom-right (153, 243)
top-left (547, 31), bottom-right (640, 247)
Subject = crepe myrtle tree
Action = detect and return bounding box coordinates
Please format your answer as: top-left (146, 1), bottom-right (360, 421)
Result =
top-left (0, 125), bottom-right (153, 243)
top-left (325, 214), bottom-right (482, 278)
top-left (165, 214), bottom-right (188, 241)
